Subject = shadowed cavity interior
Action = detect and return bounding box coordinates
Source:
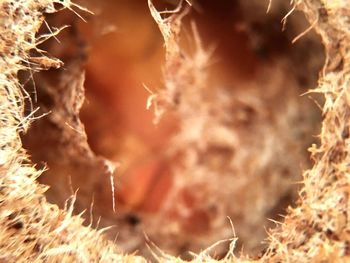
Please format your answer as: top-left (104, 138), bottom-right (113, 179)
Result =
top-left (22, 0), bottom-right (324, 260)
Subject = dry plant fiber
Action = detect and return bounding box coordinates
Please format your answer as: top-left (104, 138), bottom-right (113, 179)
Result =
top-left (0, 0), bottom-right (350, 262)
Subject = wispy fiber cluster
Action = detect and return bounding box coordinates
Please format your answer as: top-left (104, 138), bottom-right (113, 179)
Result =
top-left (0, 0), bottom-right (349, 262)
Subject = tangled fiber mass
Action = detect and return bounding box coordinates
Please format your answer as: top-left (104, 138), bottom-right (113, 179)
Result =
top-left (0, 0), bottom-right (350, 262)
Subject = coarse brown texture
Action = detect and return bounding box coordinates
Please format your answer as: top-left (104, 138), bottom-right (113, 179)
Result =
top-left (0, 0), bottom-right (143, 262)
top-left (263, 0), bottom-right (350, 261)
top-left (0, 0), bottom-right (349, 262)
top-left (20, 0), bottom-right (324, 258)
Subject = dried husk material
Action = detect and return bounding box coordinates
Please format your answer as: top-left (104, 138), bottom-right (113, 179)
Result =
top-left (24, 0), bottom-right (323, 257)
top-left (0, 0), bottom-right (350, 263)
top-left (0, 0), bottom-right (143, 262)
top-left (263, 0), bottom-right (350, 261)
